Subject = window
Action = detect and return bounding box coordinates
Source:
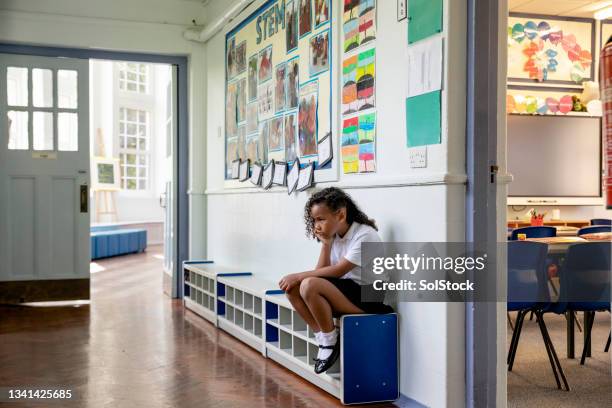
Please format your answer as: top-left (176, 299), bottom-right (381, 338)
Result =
top-left (118, 107), bottom-right (149, 190)
top-left (118, 62), bottom-right (148, 93)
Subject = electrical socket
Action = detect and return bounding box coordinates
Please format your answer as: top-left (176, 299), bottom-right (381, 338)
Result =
top-left (409, 146), bottom-right (427, 168)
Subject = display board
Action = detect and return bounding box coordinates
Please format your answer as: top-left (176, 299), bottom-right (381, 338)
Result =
top-left (225, 0), bottom-right (332, 180)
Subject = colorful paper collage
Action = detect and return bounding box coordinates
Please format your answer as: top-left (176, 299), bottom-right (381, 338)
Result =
top-left (258, 81), bottom-right (274, 120)
top-left (506, 93), bottom-right (578, 115)
top-left (246, 135), bottom-right (258, 164)
top-left (341, 113), bottom-right (376, 174)
top-left (237, 126), bottom-right (246, 161)
top-left (235, 41), bottom-right (247, 75)
top-left (226, 81), bottom-right (238, 137)
top-left (310, 30), bottom-right (330, 76)
top-left (342, 55), bottom-right (358, 114)
top-left (257, 120), bottom-right (269, 163)
top-left (275, 63), bottom-right (287, 113)
top-left (237, 78), bottom-right (246, 123)
top-left (286, 1), bottom-right (299, 52)
top-left (258, 46), bottom-right (273, 82)
top-left (507, 16), bottom-right (593, 84)
top-left (343, 0), bottom-right (376, 53)
top-left (286, 58), bottom-right (300, 109)
top-left (356, 48), bottom-right (375, 110)
top-left (246, 102), bottom-right (258, 134)
top-left (226, 37), bottom-right (237, 80)
top-left (269, 116), bottom-right (284, 152)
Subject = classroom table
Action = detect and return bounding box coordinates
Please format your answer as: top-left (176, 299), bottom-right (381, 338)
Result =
top-left (581, 232), bottom-right (612, 241)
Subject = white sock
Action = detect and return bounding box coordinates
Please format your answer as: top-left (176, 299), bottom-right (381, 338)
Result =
top-left (316, 329), bottom-right (338, 360)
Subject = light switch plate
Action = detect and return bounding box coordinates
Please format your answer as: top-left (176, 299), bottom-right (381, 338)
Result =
top-left (397, 0), bottom-right (407, 21)
top-left (409, 146), bottom-right (427, 168)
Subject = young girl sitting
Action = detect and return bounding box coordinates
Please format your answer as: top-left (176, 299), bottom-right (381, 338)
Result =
top-left (278, 187), bottom-right (392, 374)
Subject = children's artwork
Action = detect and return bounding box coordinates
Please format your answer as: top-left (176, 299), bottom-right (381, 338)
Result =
top-left (343, 0), bottom-right (377, 52)
top-left (224, 0), bottom-right (333, 179)
top-left (507, 15), bottom-right (594, 84)
top-left (250, 162), bottom-right (263, 186)
top-left (314, 0), bottom-right (330, 27)
top-left (237, 126), bottom-right (247, 160)
top-left (284, 113), bottom-right (298, 162)
top-left (286, 58), bottom-right (300, 109)
top-left (506, 88), bottom-right (582, 115)
top-left (236, 78), bottom-right (247, 123)
top-left (258, 120), bottom-right (270, 163)
top-left (239, 159), bottom-right (250, 181)
top-left (341, 113), bottom-right (376, 174)
top-left (246, 135), bottom-right (259, 164)
top-left (275, 63), bottom-right (287, 113)
top-left (235, 41), bottom-right (247, 75)
top-left (298, 85), bottom-right (318, 157)
top-left (317, 132), bottom-right (333, 167)
top-left (269, 116), bottom-right (284, 152)
top-left (286, 1), bottom-right (299, 52)
top-left (246, 102), bottom-right (258, 134)
top-left (92, 158), bottom-right (120, 190)
top-left (258, 81), bottom-right (274, 120)
top-left (342, 55), bottom-right (358, 114)
top-left (226, 81), bottom-right (238, 137)
top-left (258, 46), bottom-right (273, 82)
top-left (226, 37), bottom-right (237, 79)
top-left (248, 54), bottom-right (258, 101)
top-left (356, 48), bottom-right (375, 110)
top-left (231, 159), bottom-right (241, 179)
top-left (310, 31), bottom-right (330, 76)
top-left (299, 0), bottom-right (313, 37)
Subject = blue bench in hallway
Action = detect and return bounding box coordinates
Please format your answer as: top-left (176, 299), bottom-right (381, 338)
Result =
top-left (90, 226), bottom-right (147, 260)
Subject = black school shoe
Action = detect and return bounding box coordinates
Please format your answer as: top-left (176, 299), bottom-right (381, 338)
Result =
top-left (314, 341), bottom-right (340, 374)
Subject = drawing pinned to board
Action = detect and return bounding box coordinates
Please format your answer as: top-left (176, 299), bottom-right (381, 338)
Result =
top-left (358, 112), bottom-right (376, 172)
top-left (237, 126), bottom-right (247, 160)
top-left (286, 1), bottom-right (299, 53)
top-left (314, 0), bottom-right (330, 27)
top-left (341, 113), bottom-right (376, 174)
top-left (236, 78), bottom-right (247, 123)
top-left (269, 116), bottom-right (284, 152)
top-left (298, 82), bottom-right (318, 158)
top-left (286, 57), bottom-right (300, 109)
top-left (235, 41), bottom-right (247, 75)
top-left (248, 54), bottom-right (258, 101)
top-left (284, 112), bottom-right (298, 162)
top-left (356, 48), bottom-right (375, 110)
top-left (246, 102), bottom-right (258, 134)
top-left (258, 81), bottom-right (274, 120)
top-left (343, 0), bottom-right (377, 52)
top-left (310, 31), bottom-right (330, 76)
top-left (258, 119), bottom-right (270, 163)
top-left (226, 81), bottom-right (238, 137)
top-left (275, 63), bottom-right (287, 113)
top-left (342, 55), bottom-right (358, 114)
top-left (299, 0), bottom-right (313, 37)
top-left (258, 46), bottom-right (273, 82)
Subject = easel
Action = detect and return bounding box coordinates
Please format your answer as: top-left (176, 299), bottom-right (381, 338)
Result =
top-left (95, 189), bottom-right (118, 223)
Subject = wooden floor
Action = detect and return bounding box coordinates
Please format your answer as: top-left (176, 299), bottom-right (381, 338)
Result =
top-left (0, 246), bottom-right (393, 408)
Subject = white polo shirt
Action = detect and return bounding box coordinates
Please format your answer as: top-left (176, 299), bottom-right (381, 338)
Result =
top-left (330, 222), bottom-right (382, 285)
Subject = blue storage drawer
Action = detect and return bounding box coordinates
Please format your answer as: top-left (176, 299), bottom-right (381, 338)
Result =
top-left (90, 228), bottom-right (147, 260)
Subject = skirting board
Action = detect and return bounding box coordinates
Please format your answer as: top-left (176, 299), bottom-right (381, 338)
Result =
top-left (0, 279), bottom-right (90, 304)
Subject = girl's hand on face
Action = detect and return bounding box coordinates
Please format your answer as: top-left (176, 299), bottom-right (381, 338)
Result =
top-left (278, 272), bottom-right (304, 292)
top-left (315, 231), bottom-right (332, 245)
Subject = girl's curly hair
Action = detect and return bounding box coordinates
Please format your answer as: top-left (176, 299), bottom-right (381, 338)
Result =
top-left (304, 187), bottom-right (377, 239)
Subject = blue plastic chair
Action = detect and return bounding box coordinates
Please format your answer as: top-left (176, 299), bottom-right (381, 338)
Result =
top-left (577, 225), bottom-right (612, 236)
top-left (507, 241), bottom-right (569, 391)
top-left (510, 226), bottom-right (557, 241)
top-left (591, 218), bottom-right (612, 226)
top-left (548, 242), bottom-right (611, 365)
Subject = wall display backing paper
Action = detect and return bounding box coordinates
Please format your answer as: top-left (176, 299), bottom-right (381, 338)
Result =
top-left (224, 0), bottom-right (336, 184)
top-left (507, 14), bottom-right (594, 85)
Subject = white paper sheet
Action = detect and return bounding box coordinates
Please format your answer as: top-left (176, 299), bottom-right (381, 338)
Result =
top-left (407, 36), bottom-right (443, 97)
top-left (273, 161), bottom-right (287, 185)
top-left (287, 161), bottom-right (300, 194)
top-left (239, 161), bottom-right (249, 181)
top-left (231, 160), bottom-right (240, 179)
top-left (297, 163), bottom-right (314, 191)
top-left (250, 163), bottom-right (262, 185)
top-left (317, 134), bottom-right (332, 167)
top-left (262, 163), bottom-right (274, 188)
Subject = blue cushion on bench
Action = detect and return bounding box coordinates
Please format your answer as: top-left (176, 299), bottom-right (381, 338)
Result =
top-left (90, 228), bottom-right (147, 260)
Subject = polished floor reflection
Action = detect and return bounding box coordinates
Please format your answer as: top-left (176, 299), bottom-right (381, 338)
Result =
top-left (0, 246), bottom-right (397, 407)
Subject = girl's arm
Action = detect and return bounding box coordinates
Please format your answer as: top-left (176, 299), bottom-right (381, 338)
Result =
top-left (304, 258), bottom-right (355, 279)
top-left (315, 241), bottom-right (332, 269)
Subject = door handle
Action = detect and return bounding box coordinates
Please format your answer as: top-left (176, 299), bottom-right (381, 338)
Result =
top-left (80, 185), bottom-right (88, 213)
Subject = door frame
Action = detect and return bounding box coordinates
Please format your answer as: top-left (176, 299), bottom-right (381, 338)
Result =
top-left (0, 43), bottom-right (189, 299)
top-left (465, 0), bottom-right (505, 407)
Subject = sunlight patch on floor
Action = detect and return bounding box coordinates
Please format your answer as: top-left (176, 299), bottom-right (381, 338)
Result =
top-left (90, 262), bottom-right (106, 274)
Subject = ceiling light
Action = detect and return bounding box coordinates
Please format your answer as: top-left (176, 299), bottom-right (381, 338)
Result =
top-left (594, 6), bottom-right (612, 20)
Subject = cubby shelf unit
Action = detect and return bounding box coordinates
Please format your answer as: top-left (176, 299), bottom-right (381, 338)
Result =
top-left (182, 261), bottom-right (250, 326)
top-left (216, 275), bottom-right (274, 356)
top-left (264, 293), bottom-right (342, 398)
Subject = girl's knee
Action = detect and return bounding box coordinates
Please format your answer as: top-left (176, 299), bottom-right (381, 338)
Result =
top-left (299, 277), bottom-right (320, 299)
top-left (286, 285), bottom-right (301, 300)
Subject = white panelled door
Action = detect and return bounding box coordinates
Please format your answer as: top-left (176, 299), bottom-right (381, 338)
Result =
top-left (0, 53), bottom-right (90, 301)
